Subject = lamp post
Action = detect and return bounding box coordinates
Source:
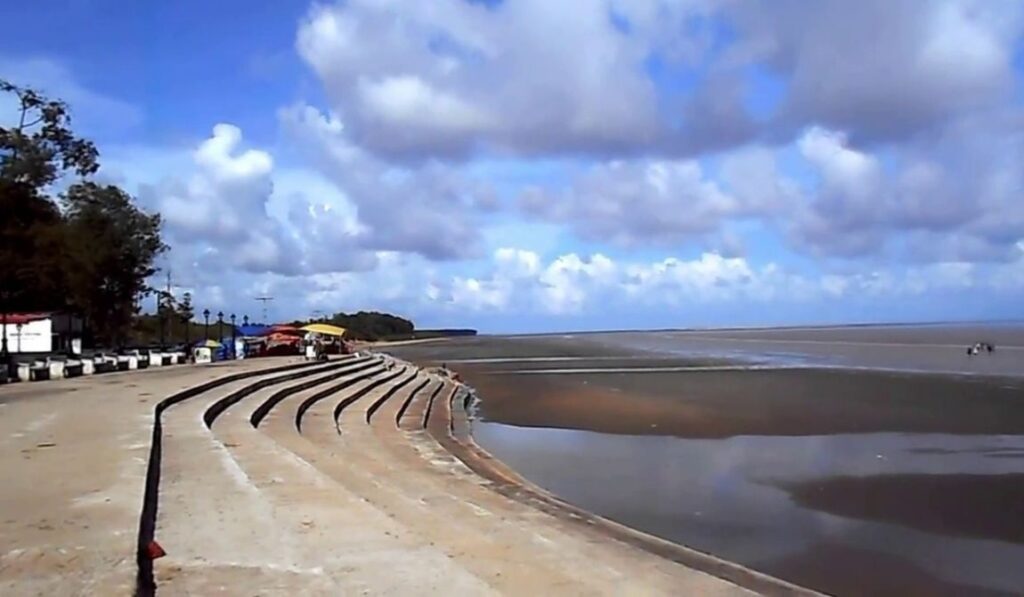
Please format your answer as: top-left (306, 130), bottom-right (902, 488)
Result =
top-left (230, 314), bottom-right (236, 359)
top-left (184, 311), bottom-right (191, 349)
top-left (217, 311), bottom-right (224, 345)
top-left (243, 315), bottom-right (249, 327)
top-left (203, 309), bottom-right (210, 341)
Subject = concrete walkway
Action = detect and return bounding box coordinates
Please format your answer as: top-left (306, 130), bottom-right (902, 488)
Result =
top-left (0, 355), bottom-right (813, 595)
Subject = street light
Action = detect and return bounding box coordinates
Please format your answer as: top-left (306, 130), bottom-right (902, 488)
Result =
top-left (203, 309), bottom-right (210, 341)
top-left (243, 315), bottom-right (249, 327)
top-left (230, 314), bottom-right (237, 359)
top-left (217, 311), bottom-right (224, 345)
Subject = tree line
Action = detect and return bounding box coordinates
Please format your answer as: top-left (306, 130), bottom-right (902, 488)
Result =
top-left (297, 311), bottom-right (415, 341)
top-left (1, 79), bottom-right (164, 348)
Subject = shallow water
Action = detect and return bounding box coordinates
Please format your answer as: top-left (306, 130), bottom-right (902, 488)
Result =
top-left (473, 424), bottom-right (1024, 595)
top-left (582, 323), bottom-right (1024, 378)
top-left (389, 325), bottom-right (1024, 595)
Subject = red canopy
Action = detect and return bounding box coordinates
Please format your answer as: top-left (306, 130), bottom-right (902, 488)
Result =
top-left (267, 324), bottom-right (302, 336)
top-left (266, 332), bottom-right (301, 345)
top-left (2, 312), bottom-right (51, 325)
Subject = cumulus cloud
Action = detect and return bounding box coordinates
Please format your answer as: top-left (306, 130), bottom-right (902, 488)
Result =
top-left (295, 0), bottom-right (736, 158)
top-left (425, 247), bottom-right (1024, 319)
top-left (519, 160), bottom-right (729, 243)
top-left (278, 102), bottom-right (493, 259)
top-left (790, 123), bottom-right (1024, 261)
top-left (129, 123), bottom-right (377, 281)
top-left (727, 0), bottom-right (1024, 140)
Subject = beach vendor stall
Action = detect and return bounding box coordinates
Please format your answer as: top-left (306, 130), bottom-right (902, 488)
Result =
top-left (301, 323), bottom-right (348, 356)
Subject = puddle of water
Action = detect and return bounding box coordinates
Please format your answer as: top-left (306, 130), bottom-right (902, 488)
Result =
top-left (473, 423), bottom-right (1024, 596)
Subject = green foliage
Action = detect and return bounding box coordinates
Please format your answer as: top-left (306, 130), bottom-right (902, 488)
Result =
top-left (62, 182), bottom-right (166, 345)
top-left (0, 80), bottom-right (165, 348)
top-left (131, 310), bottom-right (235, 347)
top-left (0, 79), bottom-right (98, 188)
top-left (301, 310), bottom-right (415, 341)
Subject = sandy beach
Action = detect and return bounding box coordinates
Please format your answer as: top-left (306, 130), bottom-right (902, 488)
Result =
top-left (388, 325), bottom-right (1024, 596)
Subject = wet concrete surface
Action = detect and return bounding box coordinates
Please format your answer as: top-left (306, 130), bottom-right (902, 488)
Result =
top-left (389, 326), bottom-right (1024, 596)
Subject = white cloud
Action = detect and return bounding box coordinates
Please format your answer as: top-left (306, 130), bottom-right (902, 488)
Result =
top-left (278, 102), bottom-right (492, 259)
top-left (790, 122), bottom-right (1024, 261)
top-left (432, 247), bottom-right (1024, 319)
top-left (521, 158), bottom-right (751, 246)
top-left (107, 123), bottom-right (378, 284)
top-left (296, 0), bottom-right (671, 158)
top-left (727, 0), bottom-right (1024, 139)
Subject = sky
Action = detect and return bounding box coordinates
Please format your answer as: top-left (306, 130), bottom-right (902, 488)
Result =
top-left (2, 0), bottom-right (1024, 332)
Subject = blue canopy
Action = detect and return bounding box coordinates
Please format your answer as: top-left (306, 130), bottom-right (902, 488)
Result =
top-left (237, 324), bottom-right (271, 337)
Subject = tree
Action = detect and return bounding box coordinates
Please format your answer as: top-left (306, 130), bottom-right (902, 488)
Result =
top-left (0, 79), bottom-right (98, 188)
top-left (1, 80), bottom-right (167, 349)
top-left (62, 183), bottom-right (166, 346)
top-left (179, 292), bottom-right (194, 346)
top-left (1, 79), bottom-right (99, 314)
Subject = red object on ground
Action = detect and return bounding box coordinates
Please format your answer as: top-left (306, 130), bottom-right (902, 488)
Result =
top-left (146, 540), bottom-right (166, 559)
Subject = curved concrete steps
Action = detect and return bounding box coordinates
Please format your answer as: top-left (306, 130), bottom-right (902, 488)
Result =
top-left (141, 355), bottom-right (785, 596)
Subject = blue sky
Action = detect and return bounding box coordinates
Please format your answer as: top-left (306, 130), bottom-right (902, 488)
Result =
top-left (3, 0), bottom-right (1024, 332)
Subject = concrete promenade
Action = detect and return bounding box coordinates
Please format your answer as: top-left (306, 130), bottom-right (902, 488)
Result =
top-left (0, 355), bottom-right (810, 595)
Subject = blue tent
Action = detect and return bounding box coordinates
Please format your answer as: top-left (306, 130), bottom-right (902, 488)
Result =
top-left (238, 324), bottom-right (271, 337)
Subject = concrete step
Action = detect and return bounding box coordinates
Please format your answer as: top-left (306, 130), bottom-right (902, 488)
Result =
top-left (201, 363), bottom-right (492, 595)
top-left (153, 361), bottom-right (356, 593)
top-left (377, 375), bottom-right (720, 594)
top-left (287, 368), bottom-right (654, 595)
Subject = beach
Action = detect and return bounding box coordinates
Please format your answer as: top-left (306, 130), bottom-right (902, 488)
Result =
top-left (389, 324), bottom-right (1024, 596)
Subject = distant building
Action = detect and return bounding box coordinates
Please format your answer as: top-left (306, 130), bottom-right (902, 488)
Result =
top-left (1, 312), bottom-right (84, 354)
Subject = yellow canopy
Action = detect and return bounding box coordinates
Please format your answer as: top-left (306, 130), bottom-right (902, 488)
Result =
top-left (301, 323), bottom-right (347, 337)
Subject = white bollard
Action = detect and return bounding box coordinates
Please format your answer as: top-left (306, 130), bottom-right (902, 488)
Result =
top-left (17, 363), bottom-right (30, 382)
top-left (48, 361), bottom-right (65, 379)
top-left (82, 360), bottom-right (95, 375)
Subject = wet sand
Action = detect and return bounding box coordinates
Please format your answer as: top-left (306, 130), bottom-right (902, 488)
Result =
top-left (389, 326), bottom-right (1024, 596)
top-left (778, 473), bottom-right (1024, 544)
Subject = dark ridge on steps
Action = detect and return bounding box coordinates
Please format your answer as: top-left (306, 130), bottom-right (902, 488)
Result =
top-left (394, 377), bottom-right (432, 426)
top-left (202, 359), bottom-right (354, 428)
top-left (421, 381), bottom-right (445, 429)
top-left (330, 367), bottom-right (407, 433)
top-left (247, 358), bottom-right (379, 427)
top-left (292, 365), bottom-right (392, 432)
top-left (135, 359), bottom-right (321, 597)
top-left (365, 371), bottom-right (420, 424)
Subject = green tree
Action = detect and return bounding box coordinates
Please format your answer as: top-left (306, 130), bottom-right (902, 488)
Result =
top-left (0, 79), bottom-right (98, 188)
top-left (62, 182), bottom-right (166, 346)
top-left (179, 291), bottom-right (195, 345)
top-left (1, 79), bottom-right (100, 313)
top-left (1, 80), bottom-right (167, 349)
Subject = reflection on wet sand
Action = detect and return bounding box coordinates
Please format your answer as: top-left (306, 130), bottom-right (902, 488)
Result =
top-left (471, 425), bottom-right (1024, 596)
top-left (777, 473), bottom-right (1024, 544)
